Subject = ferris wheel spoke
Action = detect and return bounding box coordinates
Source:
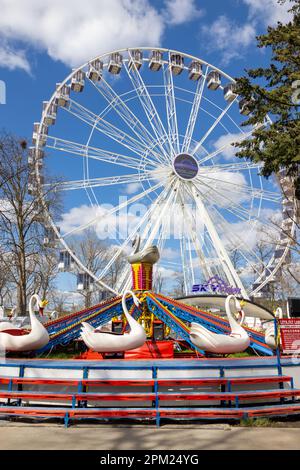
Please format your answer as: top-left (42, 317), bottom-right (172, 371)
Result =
top-left (157, 183), bottom-right (180, 256)
top-left (96, 181), bottom-right (173, 283)
top-left (62, 180), bottom-right (165, 239)
top-left (192, 97), bottom-right (238, 156)
top-left (193, 188), bottom-right (275, 270)
top-left (206, 204), bottom-right (272, 276)
top-left (194, 178), bottom-right (253, 220)
top-left (196, 124), bottom-right (265, 165)
top-left (182, 196), bottom-right (214, 280)
top-left (154, 182), bottom-right (183, 286)
top-left (199, 161), bottom-right (261, 172)
top-left (189, 183), bottom-right (249, 298)
top-left (46, 135), bottom-right (154, 171)
top-left (198, 173), bottom-right (281, 203)
top-left (163, 56), bottom-right (180, 156)
top-left (182, 67), bottom-right (208, 154)
top-left (45, 171), bottom-right (159, 192)
top-left (88, 77), bottom-right (166, 166)
top-left (207, 194), bottom-right (252, 222)
top-left (139, 178), bottom-right (180, 249)
top-left (124, 53), bottom-right (172, 162)
top-left (178, 186), bottom-right (195, 293)
top-left (187, 234), bottom-right (196, 287)
top-left (118, 178), bottom-right (179, 292)
top-left (193, 181), bottom-right (281, 274)
top-left (64, 98), bottom-right (160, 162)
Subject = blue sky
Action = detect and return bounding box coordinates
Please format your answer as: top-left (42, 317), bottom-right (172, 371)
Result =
top-left (0, 0), bottom-right (293, 298)
top-left (0, 0), bottom-right (292, 137)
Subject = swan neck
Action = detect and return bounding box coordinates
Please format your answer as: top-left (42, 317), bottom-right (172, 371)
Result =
top-left (29, 295), bottom-right (40, 326)
top-left (122, 294), bottom-right (130, 319)
top-left (133, 236), bottom-right (141, 254)
top-left (122, 291), bottom-right (137, 328)
top-left (225, 296), bottom-right (241, 332)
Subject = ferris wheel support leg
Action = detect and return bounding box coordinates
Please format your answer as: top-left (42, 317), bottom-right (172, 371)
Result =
top-left (183, 197), bottom-right (214, 280)
top-left (191, 185), bottom-right (249, 299)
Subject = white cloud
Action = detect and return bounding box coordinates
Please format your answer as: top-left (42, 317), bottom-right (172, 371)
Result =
top-left (212, 132), bottom-right (247, 160)
top-left (156, 265), bottom-right (177, 278)
top-left (124, 182), bottom-right (142, 195)
top-left (201, 16), bottom-right (256, 64)
top-left (243, 0), bottom-right (293, 26)
top-left (59, 203), bottom-right (144, 241)
top-left (0, 0), bottom-right (203, 73)
top-left (161, 246), bottom-right (179, 260)
top-left (201, 0), bottom-right (292, 65)
top-left (163, 0), bottom-right (204, 25)
top-left (199, 169), bottom-right (249, 206)
top-left (0, 0), bottom-right (164, 72)
top-left (0, 43), bottom-right (30, 73)
top-left (222, 207), bottom-right (282, 252)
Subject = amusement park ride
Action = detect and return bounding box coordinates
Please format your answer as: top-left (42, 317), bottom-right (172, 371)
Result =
top-left (0, 238), bottom-right (275, 357)
top-left (28, 47), bottom-right (298, 301)
top-left (0, 48), bottom-right (300, 426)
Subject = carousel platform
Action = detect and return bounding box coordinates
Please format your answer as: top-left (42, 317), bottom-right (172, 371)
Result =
top-left (0, 356), bottom-right (299, 426)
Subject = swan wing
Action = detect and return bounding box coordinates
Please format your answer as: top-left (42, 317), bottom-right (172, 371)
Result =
top-left (190, 323), bottom-right (220, 344)
top-left (81, 322), bottom-right (95, 334)
top-left (190, 330), bottom-right (220, 350)
top-left (0, 322), bottom-right (20, 332)
top-left (0, 324), bottom-right (49, 351)
top-left (80, 330), bottom-right (96, 350)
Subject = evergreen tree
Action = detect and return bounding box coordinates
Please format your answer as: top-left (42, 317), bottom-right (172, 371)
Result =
top-left (234, 0), bottom-right (300, 196)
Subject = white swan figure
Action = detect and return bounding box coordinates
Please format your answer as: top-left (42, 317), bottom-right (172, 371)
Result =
top-left (0, 304), bottom-right (13, 332)
top-left (236, 304), bottom-right (245, 326)
top-left (127, 234), bottom-right (160, 265)
top-left (11, 307), bottom-right (18, 320)
top-left (0, 294), bottom-right (49, 352)
top-left (50, 310), bottom-right (58, 320)
top-left (80, 290), bottom-right (147, 352)
top-left (264, 308), bottom-right (282, 349)
top-left (0, 305), bottom-right (21, 332)
top-left (189, 295), bottom-right (250, 354)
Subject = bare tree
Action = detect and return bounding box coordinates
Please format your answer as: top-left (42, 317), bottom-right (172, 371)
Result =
top-left (153, 270), bottom-right (164, 293)
top-left (0, 131), bottom-right (60, 313)
top-left (31, 251), bottom-right (58, 301)
top-left (172, 273), bottom-right (186, 298)
top-left (104, 247), bottom-right (127, 293)
top-left (49, 290), bottom-right (72, 316)
top-left (0, 249), bottom-right (14, 306)
top-left (70, 230), bottom-right (109, 307)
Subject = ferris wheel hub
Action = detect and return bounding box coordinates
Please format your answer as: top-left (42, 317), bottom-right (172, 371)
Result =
top-left (173, 153), bottom-right (199, 181)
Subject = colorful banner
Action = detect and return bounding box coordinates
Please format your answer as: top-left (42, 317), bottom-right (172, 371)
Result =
top-left (279, 318), bottom-right (300, 354)
top-left (192, 275), bottom-right (241, 295)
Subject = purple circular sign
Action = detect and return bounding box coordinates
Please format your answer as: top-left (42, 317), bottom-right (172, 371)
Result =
top-left (173, 153), bottom-right (199, 180)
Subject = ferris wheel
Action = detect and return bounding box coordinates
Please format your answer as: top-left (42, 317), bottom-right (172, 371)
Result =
top-left (30, 47), bottom-right (297, 299)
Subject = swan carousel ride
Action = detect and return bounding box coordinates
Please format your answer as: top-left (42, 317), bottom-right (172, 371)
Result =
top-left (80, 290), bottom-right (147, 353)
top-left (189, 295), bottom-right (251, 354)
top-left (0, 294), bottom-right (49, 352)
top-left (59, 231), bottom-right (277, 360)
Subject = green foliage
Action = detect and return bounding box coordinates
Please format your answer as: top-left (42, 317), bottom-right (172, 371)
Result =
top-left (234, 0), bottom-right (300, 184)
top-left (239, 417), bottom-right (273, 427)
top-left (226, 351), bottom-right (252, 358)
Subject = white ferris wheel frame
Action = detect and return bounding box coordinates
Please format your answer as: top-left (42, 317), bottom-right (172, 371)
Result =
top-left (32, 47), bottom-right (295, 299)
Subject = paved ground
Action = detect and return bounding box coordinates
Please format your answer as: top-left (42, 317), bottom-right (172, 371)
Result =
top-left (0, 423), bottom-right (300, 450)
